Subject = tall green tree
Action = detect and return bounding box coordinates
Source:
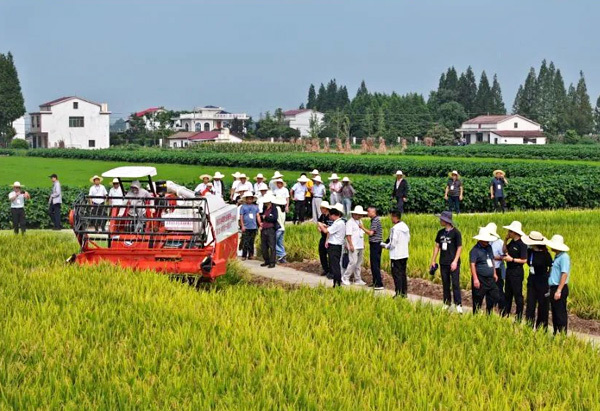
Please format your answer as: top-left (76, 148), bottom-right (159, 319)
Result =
top-left (552, 68), bottom-right (568, 133)
top-left (0, 52), bottom-right (26, 146)
top-left (474, 71), bottom-right (492, 115)
top-left (513, 67), bottom-right (538, 120)
top-left (594, 95), bottom-right (600, 134)
top-left (306, 84), bottom-right (316, 109)
top-left (363, 107), bottom-right (374, 137)
top-left (490, 74), bottom-right (506, 114)
top-left (336, 86), bottom-right (350, 109)
top-left (567, 71), bottom-right (594, 135)
top-left (457, 66), bottom-right (477, 115)
top-left (356, 80), bottom-right (368, 98)
top-left (316, 83), bottom-right (326, 111)
top-left (376, 107), bottom-right (386, 137)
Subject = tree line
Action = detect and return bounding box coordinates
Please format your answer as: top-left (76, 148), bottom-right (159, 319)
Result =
top-left (0, 52), bottom-right (26, 147)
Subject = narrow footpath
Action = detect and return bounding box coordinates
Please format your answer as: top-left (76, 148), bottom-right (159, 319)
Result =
top-left (241, 259), bottom-right (600, 348)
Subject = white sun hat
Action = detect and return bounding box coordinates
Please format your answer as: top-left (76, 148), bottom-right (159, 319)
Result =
top-left (350, 205), bottom-right (368, 215)
top-left (213, 171), bottom-right (225, 179)
top-left (90, 175), bottom-right (103, 183)
top-left (545, 234), bottom-right (570, 252)
top-left (319, 201), bottom-right (331, 209)
top-left (232, 171), bottom-right (241, 179)
top-left (257, 182), bottom-right (269, 191)
top-left (261, 193), bottom-right (276, 203)
top-left (241, 191), bottom-right (256, 199)
top-left (112, 178), bottom-right (120, 184)
top-left (503, 221), bottom-right (525, 237)
top-left (238, 173), bottom-right (248, 179)
top-left (522, 231), bottom-right (547, 246)
top-left (273, 178), bottom-right (285, 184)
top-left (297, 175), bottom-right (310, 183)
top-left (254, 173), bottom-right (265, 180)
top-left (473, 227), bottom-right (498, 242)
top-left (482, 222), bottom-right (500, 239)
top-left (272, 171), bottom-right (284, 179)
top-left (331, 203), bottom-right (345, 214)
top-left (395, 170), bottom-right (403, 176)
top-left (12, 181), bottom-right (22, 187)
top-left (328, 173), bottom-right (340, 180)
top-left (311, 169), bottom-right (320, 175)
top-left (312, 175), bottom-right (323, 183)
top-left (342, 177), bottom-right (350, 183)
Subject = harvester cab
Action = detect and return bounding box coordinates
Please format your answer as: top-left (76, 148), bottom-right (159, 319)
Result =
top-left (69, 166), bottom-right (238, 280)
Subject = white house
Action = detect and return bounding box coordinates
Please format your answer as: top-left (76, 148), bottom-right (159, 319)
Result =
top-left (283, 109), bottom-right (324, 137)
top-left (28, 96), bottom-right (111, 149)
top-left (173, 105), bottom-right (249, 133)
top-left (11, 116), bottom-right (27, 140)
top-left (456, 114), bottom-right (546, 145)
top-left (167, 128), bottom-right (243, 148)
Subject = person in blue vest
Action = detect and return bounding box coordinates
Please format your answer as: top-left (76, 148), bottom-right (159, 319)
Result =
top-left (490, 170), bottom-right (508, 212)
top-left (470, 227), bottom-right (501, 314)
top-left (545, 234), bottom-right (571, 334)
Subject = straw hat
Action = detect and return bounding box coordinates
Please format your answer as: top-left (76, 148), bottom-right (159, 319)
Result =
top-left (90, 175), bottom-right (103, 183)
top-left (261, 193), bottom-right (275, 203)
top-left (342, 177), bottom-right (350, 183)
top-left (254, 173), bottom-right (265, 181)
top-left (522, 231), bottom-right (547, 246)
top-left (483, 222), bottom-right (500, 239)
top-left (256, 182), bottom-right (269, 191)
top-left (395, 170), bottom-right (403, 176)
top-left (311, 169), bottom-right (320, 175)
top-left (320, 201), bottom-right (331, 209)
top-left (493, 170), bottom-right (505, 177)
top-left (272, 171), bottom-right (284, 179)
top-left (232, 172), bottom-right (241, 179)
top-left (328, 173), bottom-right (340, 180)
top-left (297, 175), bottom-right (310, 183)
top-left (112, 178), bottom-right (119, 184)
top-left (238, 173), bottom-right (248, 179)
top-left (199, 174), bottom-right (212, 181)
top-left (473, 227), bottom-right (498, 242)
top-left (451, 170), bottom-right (459, 175)
top-left (503, 221), bottom-right (525, 237)
top-left (241, 191), bottom-right (256, 199)
top-left (272, 196), bottom-right (287, 206)
top-left (545, 234), bottom-right (569, 252)
top-left (312, 175), bottom-right (323, 183)
top-left (435, 211), bottom-right (454, 226)
top-left (273, 178), bottom-right (285, 184)
top-left (213, 171), bottom-right (225, 179)
top-left (330, 203), bottom-right (345, 214)
top-left (12, 181), bottom-right (22, 187)
top-left (350, 205), bottom-right (368, 215)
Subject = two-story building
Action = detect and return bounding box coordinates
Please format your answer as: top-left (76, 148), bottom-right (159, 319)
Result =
top-left (28, 96), bottom-right (111, 149)
top-left (129, 107), bottom-right (166, 131)
top-left (456, 114), bottom-right (546, 145)
top-left (283, 109), bottom-right (324, 137)
top-left (174, 105), bottom-right (249, 133)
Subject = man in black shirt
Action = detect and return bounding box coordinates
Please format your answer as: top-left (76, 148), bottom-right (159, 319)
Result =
top-left (470, 228), bottom-right (501, 314)
top-left (501, 221), bottom-right (528, 320)
top-left (391, 170), bottom-right (408, 214)
top-left (444, 171), bottom-right (463, 214)
top-left (430, 211), bottom-right (463, 313)
top-left (316, 201), bottom-right (333, 278)
top-left (522, 231), bottom-right (553, 330)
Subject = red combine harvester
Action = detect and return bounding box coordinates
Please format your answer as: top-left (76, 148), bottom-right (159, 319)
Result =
top-left (69, 166), bottom-right (238, 280)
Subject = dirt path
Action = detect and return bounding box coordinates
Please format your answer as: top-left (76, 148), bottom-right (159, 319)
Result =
top-left (242, 259), bottom-right (600, 348)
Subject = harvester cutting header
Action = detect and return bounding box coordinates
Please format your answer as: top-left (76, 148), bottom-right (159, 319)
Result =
top-left (68, 166), bottom-right (238, 280)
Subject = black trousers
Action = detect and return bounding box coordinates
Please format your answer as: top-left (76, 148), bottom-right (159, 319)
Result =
top-left (260, 227), bottom-right (276, 265)
top-left (525, 277), bottom-right (550, 330)
top-left (503, 268), bottom-right (524, 320)
top-left (394, 198), bottom-right (405, 214)
top-left (306, 197), bottom-right (313, 220)
top-left (493, 196), bottom-right (507, 212)
top-left (91, 203), bottom-right (105, 231)
top-left (369, 242), bottom-right (383, 287)
top-left (447, 196), bottom-right (460, 214)
top-left (241, 229), bottom-right (257, 258)
top-left (472, 276), bottom-right (500, 314)
top-left (327, 244), bottom-right (342, 287)
top-left (11, 208), bottom-right (26, 234)
top-left (440, 264), bottom-right (462, 305)
top-left (487, 268), bottom-right (505, 312)
top-left (391, 258), bottom-right (408, 296)
top-left (49, 202), bottom-right (62, 229)
top-left (293, 200), bottom-right (306, 224)
top-left (550, 285), bottom-right (569, 334)
top-left (318, 235), bottom-right (329, 275)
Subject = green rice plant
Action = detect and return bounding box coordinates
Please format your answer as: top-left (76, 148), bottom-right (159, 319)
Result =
top-left (286, 210), bottom-right (600, 320)
top-left (0, 232), bottom-right (598, 408)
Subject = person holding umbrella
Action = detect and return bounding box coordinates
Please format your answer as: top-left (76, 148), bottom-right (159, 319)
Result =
top-left (8, 182), bottom-right (30, 235)
top-left (490, 170), bottom-right (508, 213)
top-left (546, 234), bottom-right (571, 334)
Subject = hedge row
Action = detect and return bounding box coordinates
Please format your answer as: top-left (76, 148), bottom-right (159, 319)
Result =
top-left (405, 144), bottom-right (600, 161)
top-left (2, 174), bottom-right (599, 229)
top-left (3, 148), bottom-right (596, 178)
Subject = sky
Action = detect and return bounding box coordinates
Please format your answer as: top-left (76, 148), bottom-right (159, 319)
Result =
top-left (1, 0), bottom-right (599, 121)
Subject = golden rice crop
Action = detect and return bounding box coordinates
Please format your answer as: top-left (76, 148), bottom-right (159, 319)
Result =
top-left (0, 232), bottom-right (598, 409)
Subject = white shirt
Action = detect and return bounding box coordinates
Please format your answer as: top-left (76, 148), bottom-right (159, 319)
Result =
top-left (276, 205), bottom-right (286, 231)
top-left (291, 183), bottom-right (308, 201)
top-left (491, 238), bottom-right (504, 269)
top-left (345, 218), bottom-right (365, 250)
top-left (312, 183), bottom-right (326, 198)
top-left (254, 182), bottom-right (267, 194)
top-left (89, 184), bottom-right (108, 204)
top-left (327, 218), bottom-right (346, 245)
top-left (273, 187), bottom-right (290, 199)
top-left (383, 221), bottom-right (410, 260)
top-left (213, 180), bottom-right (224, 197)
top-left (9, 191), bottom-right (26, 208)
top-left (108, 186), bottom-right (124, 206)
top-left (235, 181), bottom-right (253, 195)
top-left (194, 183), bottom-right (208, 193)
top-left (329, 181), bottom-right (342, 193)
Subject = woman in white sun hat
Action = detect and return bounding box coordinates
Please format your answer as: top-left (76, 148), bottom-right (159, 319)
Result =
top-left (328, 173), bottom-right (342, 206)
top-left (501, 221), bottom-right (528, 321)
top-left (545, 234), bottom-right (571, 334)
top-left (522, 231), bottom-right (553, 330)
top-left (340, 177), bottom-right (356, 218)
top-left (8, 181), bottom-right (30, 235)
top-left (470, 227), bottom-right (501, 314)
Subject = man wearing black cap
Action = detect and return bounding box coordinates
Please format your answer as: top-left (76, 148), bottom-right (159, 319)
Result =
top-left (430, 211), bottom-right (463, 313)
top-left (48, 174), bottom-right (62, 230)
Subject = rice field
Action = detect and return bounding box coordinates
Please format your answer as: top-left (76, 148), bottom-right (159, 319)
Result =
top-left (285, 210), bottom-right (600, 320)
top-left (1, 232), bottom-right (599, 408)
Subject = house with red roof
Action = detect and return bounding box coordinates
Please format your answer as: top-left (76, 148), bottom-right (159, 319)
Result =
top-left (167, 128), bottom-right (243, 148)
top-left (128, 107), bottom-right (167, 131)
top-left (283, 109), bottom-right (324, 137)
top-left (29, 96), bottom-right (110, 149)
top-left (456, 114), bottom-right (546, 145)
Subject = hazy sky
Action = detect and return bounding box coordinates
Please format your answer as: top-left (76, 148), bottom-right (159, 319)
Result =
top-left (1, 0), bottom-right (599, 120)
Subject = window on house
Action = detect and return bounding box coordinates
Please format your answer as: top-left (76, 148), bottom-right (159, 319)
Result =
top-left (73, 102), bottom-right (79, 109)
top-left (514, 122), bottom-right (518, 128)
top-left (69, 116), bottom-right (84, 127)
top-left (204, 122), bottom-right (210, 131)
top-left (88, 140), bottom-right (95, 148)
top-left (478, 124), bottom-right (482, 129)
top-left (184, 123), bottom-right (189, 131)
top-left (195, 123), bottom-right (202, 132)
top-left (524, 138), bottom-right (536, 144)
top-left (476, 132), bottom-right (483, 142)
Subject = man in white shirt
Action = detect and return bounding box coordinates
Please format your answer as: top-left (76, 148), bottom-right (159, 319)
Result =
top-left (311, 175), bottom-right (327, 223)
top-left (254, 173), bottom-right (266, 194)
top-left (233, 174), bottom-right (253, 203)
top-left (323, 203), bottom-right (346, 287)
top-left (108, 178), bottom-right (124, 226)
top-left (269, 171), bottom-right (284, 191)
top-left (382, 211), bottom-right (410, 297)
top-left (342, 205), bottom-right (368, 286)
top-left (194, 174), bottom-right (212, 195)
top-left (89, 175), bottom-right (108, 232)
top-left (328, 174), bottom-right (342, 205)
top-left (272, 179), bottom-right (290, 212)
top-left (212, 172), bottom-right (225, 199)
top-left (290, 175), bottom-right (309, 224)
top-left (230, 172), bottom-right (241, 202)
top-left (8, 181), bottom-right (30, 235)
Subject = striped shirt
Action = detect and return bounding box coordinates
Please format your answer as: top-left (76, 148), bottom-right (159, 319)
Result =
top-left (369, 216), bottom-right (383, 243)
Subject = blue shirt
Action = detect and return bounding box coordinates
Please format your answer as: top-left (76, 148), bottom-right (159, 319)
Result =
top-left (469, 242), bottom-right (495, 277)
top-left (240, 204), bottom-right (259, 230)
top-left (491, 177), bottom-right (505, 198)
top-left (549, 252), bottom-right (570, 286)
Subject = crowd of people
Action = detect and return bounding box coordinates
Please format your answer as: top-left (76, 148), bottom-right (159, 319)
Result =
top-left (6, 168), bottom-right (570, 334)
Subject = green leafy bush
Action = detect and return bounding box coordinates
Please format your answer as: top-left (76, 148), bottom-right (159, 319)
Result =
top-left (9, 139), bottom-right (29, 149)
top-left (405, 144), bottom-right (600, 161)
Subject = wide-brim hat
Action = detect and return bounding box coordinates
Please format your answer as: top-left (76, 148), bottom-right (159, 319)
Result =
top-left (256, 182), bottom-right (269, 191)
top-left (522, 231), bottom-right (547, 246)
top-left (199, 174), bottom-right (212, 181)
top-left (330, 203), bottom-right (345, 214)
top-left (12, 181), bottom-right (22, 187)
top-left (112, 178), bottom-right (120, 184)
top-left (273, 178), bottom-right (285, 184)
top-left (493, 170), bottom-right (505, 177)
top-left (254, 173), bottom-right (265, 181)
top-left (319, 201), bottom-right (331, 209)
top-left (297, 176), bottom-right (310, 183)
top-left (213, 171), bottom-right (225, 179)
top-left (241, 190), bottom-right (256, 199)
top-left (90, 175), bottom-right (103, 183)
top-left (311, 169), bottom-right (319, 175)
top-left (328, 173), bottom-right (340, 180)
top-left (238, 173), bottom-right (248, 179)
top-left (545, 234), bottom-right (570, 252)
top-left (272, 196), bottom-right (287, 206)
top-left (473, 227), bottom-right (498, 242)
top-left (232, 172), bottom-right (241, 179)
top-left (342, 177), bottom-right (351, 183)
top-left (395, 170), bottom-right (403, 176)
top-left (482, 222), bottom-right (499, 239)
top-left (272, 171), bottom-right (284, 179)
top-left (261, 193), bottom-right (276, 204)
top-left (503, 221), bottom-right (525, 237)
top-left (435, 211), bottom-right (454, 226)
top-left (312, 175), bottom-right (323, 183)
top-left (350, 205), bottom-right (368, 215)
